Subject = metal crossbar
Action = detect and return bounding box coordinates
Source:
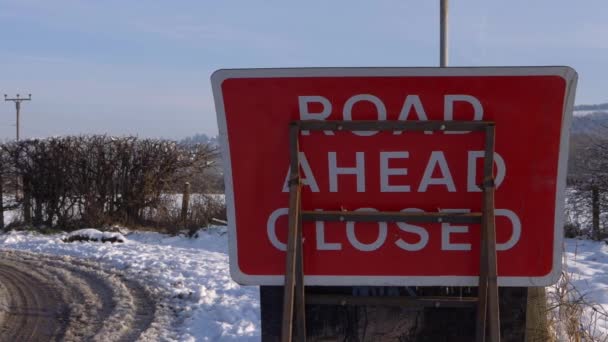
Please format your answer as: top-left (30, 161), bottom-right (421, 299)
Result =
top-left (306, 294), bottom-right (478, 308)
top-left (302, 211), bottom-right (483, 224)
top-left (281, 120), bottom-right (500, 342)
top-left (295, 119), bottom-right (492, 132)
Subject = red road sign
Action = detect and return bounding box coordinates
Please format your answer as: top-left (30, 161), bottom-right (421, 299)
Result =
top-left (211, 67), bottom-right (577, 286)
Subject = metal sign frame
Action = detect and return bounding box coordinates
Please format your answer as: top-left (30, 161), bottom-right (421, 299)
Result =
top-left (281, 120), bottom-right (501, 342)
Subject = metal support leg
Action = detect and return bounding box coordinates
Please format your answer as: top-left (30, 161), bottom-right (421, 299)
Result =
top-left (475, 124), bottom-right (500, 342)
top-left (281, 124), bottom-right (304, 342)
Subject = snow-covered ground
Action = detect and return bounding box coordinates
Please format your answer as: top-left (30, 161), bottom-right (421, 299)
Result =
top-left (555, 238), bottom-right (608, 340)
top-left (574, 110), bottom-right (601, 116)
top-left (3, 226), bottom-right (608, 340)
top-left (0, 227), bottom-right (260, 341)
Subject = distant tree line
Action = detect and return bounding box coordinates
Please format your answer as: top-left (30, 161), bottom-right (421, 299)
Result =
top-left (0, 135), bottom-right (225, 234)
top-left (179, 133), bottom-right (219, 146)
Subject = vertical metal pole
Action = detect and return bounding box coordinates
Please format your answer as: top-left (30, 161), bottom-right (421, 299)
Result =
top-left (295, 212), bottom-right (306, 341)
top-left (440, 0), bottom-right (448, 67)
top-left (484, 125), bottom-right (500, 342)
top-left (476, 124), bottom-right (501, 342)
top-left (281, 123), bottom-right (303, 342)
top-left (15, 102), bottom-right (20, 141)
top-left (476, 224), bottom-right (489, 342)
top-left (4, 94), bottom-right (31, 141)
top-left (476, 124), bottom-right (500, 342)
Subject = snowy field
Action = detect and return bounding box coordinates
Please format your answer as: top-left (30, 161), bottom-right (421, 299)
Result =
top-left (574, 110), bottom-right (600, 116)
top-left (0, 227), bottom-right (260, 341)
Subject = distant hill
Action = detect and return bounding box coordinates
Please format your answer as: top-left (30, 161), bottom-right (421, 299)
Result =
top-left (178, 108), bottom-right (608, 141)
top-left (572, 110), bottom-right (608, 135)
top-left (574, 103), bottom-right (608, 111)
top-left (571, 102), bottom-right (608, 135)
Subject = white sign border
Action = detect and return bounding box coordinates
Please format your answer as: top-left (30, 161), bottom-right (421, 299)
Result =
top-left (211, 66), bottom-right (578, 287)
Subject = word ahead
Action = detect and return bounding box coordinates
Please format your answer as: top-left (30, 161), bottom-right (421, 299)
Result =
top-left (211, 67), bottom-right (577, 286)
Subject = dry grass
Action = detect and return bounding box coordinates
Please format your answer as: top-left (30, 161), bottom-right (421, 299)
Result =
top-left (543, 244), bottom-right (608, 342)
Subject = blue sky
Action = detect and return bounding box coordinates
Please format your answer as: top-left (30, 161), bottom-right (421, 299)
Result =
top-left (0, 0), bottom-right (606, 140)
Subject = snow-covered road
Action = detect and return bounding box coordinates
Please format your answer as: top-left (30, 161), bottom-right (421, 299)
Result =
top-left (0, 250), bottom-right (161, 341)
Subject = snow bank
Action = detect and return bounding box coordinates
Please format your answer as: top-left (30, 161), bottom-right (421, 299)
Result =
top-left (0, 228), bottom-right (260, 341)
top-left (64, 228), bottom-right (126, 243)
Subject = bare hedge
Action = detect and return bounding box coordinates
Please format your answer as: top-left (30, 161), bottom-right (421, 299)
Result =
top-left (0, 135), bottom-right (223, 232)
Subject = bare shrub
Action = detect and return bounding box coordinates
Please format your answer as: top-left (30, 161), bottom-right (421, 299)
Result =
top-left (140, 194), bottom-right (226, 236)
top-left (186, 195), bottom-right (226, 236)
top-left (0, 136), bottom-right (220, 233)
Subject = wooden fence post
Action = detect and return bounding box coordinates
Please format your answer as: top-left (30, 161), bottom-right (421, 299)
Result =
top-left (0, 173), bottom-right (4, 230)
top-left (23, 176), bottom-right (32, 226)
top-left (181, 182), bottom-right (191, 225)
top-left (525, 287), bottom-right (550, 341)
top-left (592, 186), bottom-right (600, 240)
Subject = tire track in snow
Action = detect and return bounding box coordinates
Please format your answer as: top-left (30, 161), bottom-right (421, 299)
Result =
top-left (0, 250), bottom-right (159, 341)
top-left (0, 261), bottom-right (67, 341)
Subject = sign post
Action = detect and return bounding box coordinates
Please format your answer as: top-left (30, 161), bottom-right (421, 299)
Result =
top-left (440, 0), bottom-right (448, 67)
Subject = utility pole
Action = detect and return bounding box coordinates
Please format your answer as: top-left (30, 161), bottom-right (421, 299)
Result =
top-left (4, 93), bottom-right (32, 141)
top-left (440, 0), bottom-right (448, 67)
top-left (4, 94), bottom-right (32, 221)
